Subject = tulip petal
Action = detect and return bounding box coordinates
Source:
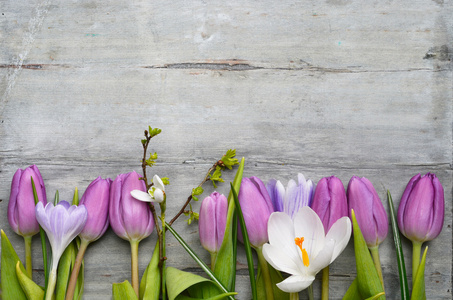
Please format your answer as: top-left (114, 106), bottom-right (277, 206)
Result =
top-left (276, 274), bottom-right (315, 293)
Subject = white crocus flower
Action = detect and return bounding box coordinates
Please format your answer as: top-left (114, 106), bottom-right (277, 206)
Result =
top-left (130, 175), bottom-right (166, 203)
top-left (262, 206), bottom-right (351, 293)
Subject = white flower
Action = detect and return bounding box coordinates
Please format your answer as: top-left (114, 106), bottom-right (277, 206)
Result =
top-left (262, 206), bottom-right (351, 293)
top-left (130, 175), bottom-right (166, 203)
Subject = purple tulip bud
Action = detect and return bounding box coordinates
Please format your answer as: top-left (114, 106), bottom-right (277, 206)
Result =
top-left (238, 177), bottom-right (274, 248)
top-left (347, 176), bottom-right (388, 248)
top-left (198, 192), bottom-right (228, 253)
top-left (79, 177), bottom-right (112, 243)
top-left (311, 176), bottom-right (348, 232)
top-left (397, 173), bottom-right (444, 243)
top-left (8, 165), bottom-right (47, 237)
top-left (109, 172), bottom-right (154, 242)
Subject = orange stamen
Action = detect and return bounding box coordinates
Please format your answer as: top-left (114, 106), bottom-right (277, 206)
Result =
top-left (295, 237), bottom-right (310, 267)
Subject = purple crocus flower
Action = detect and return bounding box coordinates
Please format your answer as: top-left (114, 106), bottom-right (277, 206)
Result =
top-left (8, 165), bottom-right (47, 237)
top-left (311, 176), bottom-right (348, 232)
top-left (238, 176), bottom-right (274, 248)
top-left (266, 173), bottom-right (314, 219)
top-left (398, 173), bottom-right (444, 243)
top-left (347, 176), bottom-right (388, 248)
top-left (198, 192), bottom-right (228, 253)
top-left (109, 171), bottom-right (154, 242)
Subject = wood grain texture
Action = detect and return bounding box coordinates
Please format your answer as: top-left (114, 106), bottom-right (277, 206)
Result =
top-left (1, 0), bottom-right (452, 299)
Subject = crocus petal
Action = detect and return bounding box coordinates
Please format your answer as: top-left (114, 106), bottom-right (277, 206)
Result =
top-left (308, 239), bottom-right (335, 272)
top-left (276, 274), bottom-right (315, 293)
top-left (325, 217), bottom-right (352, 262)
top-left (263, 243), bottom-right (303, 275)
top-left (293, 207), bottom-right (326, 260)
top-left (266, 179), bottom-right (285, 212)
top-left (130, 190), bottom-right (152, 202)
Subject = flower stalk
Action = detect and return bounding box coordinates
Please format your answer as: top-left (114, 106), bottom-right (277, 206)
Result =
top-left (370, 246), bottom-right (384, 290)
top-left (322, 266), bottom-right (329, 300)
top-left (256, 247), bottom-right (274, 300)
top-left (65, 239), bottom-right (89, 300)
top-left (24, 236), bottom-right (32, 278)
top-left (412, 241), bottom-right (422, 283)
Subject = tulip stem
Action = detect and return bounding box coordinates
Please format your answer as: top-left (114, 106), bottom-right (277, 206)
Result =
top-left (370, 246), bottom-right (385, 290)
top-left (412, 241), bottom-right (422, 284)
top-left (256, 247), bottom-right (274, 300)
top-left (307, 284), bottom-right (314, 300)
top-left (210, 252), bottom-right (217, 271)
top-left (322, 266), bottom-right (329, 300)
top-left (65, 239), bottom-right (89, 300)
top-left (161, 214), bottom-right (167, 300)
top-left (289, 292), bottom-right (299, 300)
top-left (45, 266), bottom-right (57, 300)
top-left (24, 235), bottom-right (33, 278)
top-left (130, 240), bottom-right (140, 298)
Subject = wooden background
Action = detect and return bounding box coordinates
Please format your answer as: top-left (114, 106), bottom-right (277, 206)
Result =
top-left (0, 0), bottom-right (452, 298)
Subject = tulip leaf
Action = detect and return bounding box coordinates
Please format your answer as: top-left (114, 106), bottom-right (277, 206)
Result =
top-left (387, 191), bottom-right (409, 300)
top-left (343, 277), bottom-right (361, 300)
top-left (166, 223), bottom-right (234, 300)
top-left (366, 293), bottom-right (386, 300)
top-left (112, 280), bottom-right (138, 300)
top-left (31, 177), bottom-right (49, 289)
top-left (257, 263), bottom-right (289, 300)
top-left (166, 267), bottom-right (237, 300)
top-left (140, 240), bottom-right (161, 300)
top-left (214, 157), bottom-right (244, 291)
top-left (16, 261), bottom-right (45, 300)
top-left (0, 230), bottom-right (27, 300)
top-left (410, 246), bottom-right (428, 300)
top-left (351, 210), bottom-right (385, 299)
top-left (72, 187), bottom-right (79, 206)
top-left (230, 183), bottom-right (257, 300)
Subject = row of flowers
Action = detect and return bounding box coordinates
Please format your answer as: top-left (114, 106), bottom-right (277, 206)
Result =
top-left (3, 161), bottom-right (445, 299)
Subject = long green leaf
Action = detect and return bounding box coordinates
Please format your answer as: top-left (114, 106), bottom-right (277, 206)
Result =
top-left (31, 177), bottom-right (49, 290)
top-left (230, 183), bottom-right (257, 300)
top-left (351, 210), bottom-right (385, 299)
top-left (214, 158), bottom-right (244, 291)
top-left (140, 240), bottom-right (161, 300)
top-left (1, 230), bottom-right (27, 299)
top-left (56, 241), bottom-right (76, 300)
top-left (387, 191), bottom-right (409, 300)
top-left (410, 247), bottom-right (428, 300)
top-left (343, 277), bottom-right (361, 300)
top-left (166, 224), bottom-right (234, 300)
top-left (112, 280), bottom-right (138, 300)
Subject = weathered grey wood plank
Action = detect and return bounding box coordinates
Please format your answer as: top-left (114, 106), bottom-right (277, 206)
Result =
top-left (0, 0), bottom-right (452, 299)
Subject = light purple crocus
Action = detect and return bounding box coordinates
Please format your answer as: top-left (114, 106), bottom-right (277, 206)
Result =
top-left (238, 176), bottom-right (274, 248)
top-left (347, 176), bottom-right (388, 248)
top-left (35, 201), bottom-right (88, 300)
top-left (8, 165), bottom-right (47, 237)
top-left (266, 173), bottom-right (314, 219)
top-left (79, 177), bottom-right (112, 243)
top-left (199, 192), bottom-right (228, 253)
top-left (35, 201), bottom-right (88, 267)
top-left (311, 176), bottom-right (348, 232)
top-left (398, 173), bottom-right (444, 243)
top-left (109, 171), bottom-right (154, 242)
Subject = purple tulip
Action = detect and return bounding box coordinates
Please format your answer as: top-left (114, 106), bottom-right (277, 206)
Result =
top-left (397, 173), bottom-right (444, 243)
top-left (8, 165), bottom-right (47, 237)
top-left (109, 172), bottom-right (154, 242)
top-left (266, 173), bottom-right (314, 218)
top-left (199, 192), bottom-right (228, 253)
top-left (79, 177), bottom-right (112, 243)
top-left (311, 176), bottom-right (348, 232)
top-left (238, 176), bottom-right (274, 248)
top-left (347, 176), bottom-right (388, 248)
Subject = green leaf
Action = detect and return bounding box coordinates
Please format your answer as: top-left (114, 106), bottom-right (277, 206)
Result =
top-left (230, 183), bottom-right (257, 300)
top-left (256, 264), bottom-right (289, 300)
top-left (112, 280), bottom-right (138, 300)
top-left (387, 191), bottom-right (409, 300)
top-left (166, 267), bottom-right (236, 300)
top-left (165, 224), bottom-right (233, 300)
top-left (140, 241), bottom-right (161, 300)
top-left (351, 210), bottom-right (385, 299)
top-left (148, 127), bottom-right (162, 138)
top-left (366, 293), bottom-right (386, 300)
top-left (220, 149), bottom-right (239, 170)
top-left (191, 187), bottom-right (204, 202)
top-left (56, 241), bottom-right (76, 300)
top-left (410, 247), bottom-right (428, 300)
top-left (343, 278), bottom-right (362, 300)
top-left (16, 261), bottom-right (45, 300)
top-left (214, 157), bottom-right (244, 291)
top-left (54, 190), bottom-right (60, 205)
top-left (1, 230), bottom-right (27, 300)
top-left (72, 187), bottom-right (79, 206)
top-left (161, 177), bottom-right (170, 185)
